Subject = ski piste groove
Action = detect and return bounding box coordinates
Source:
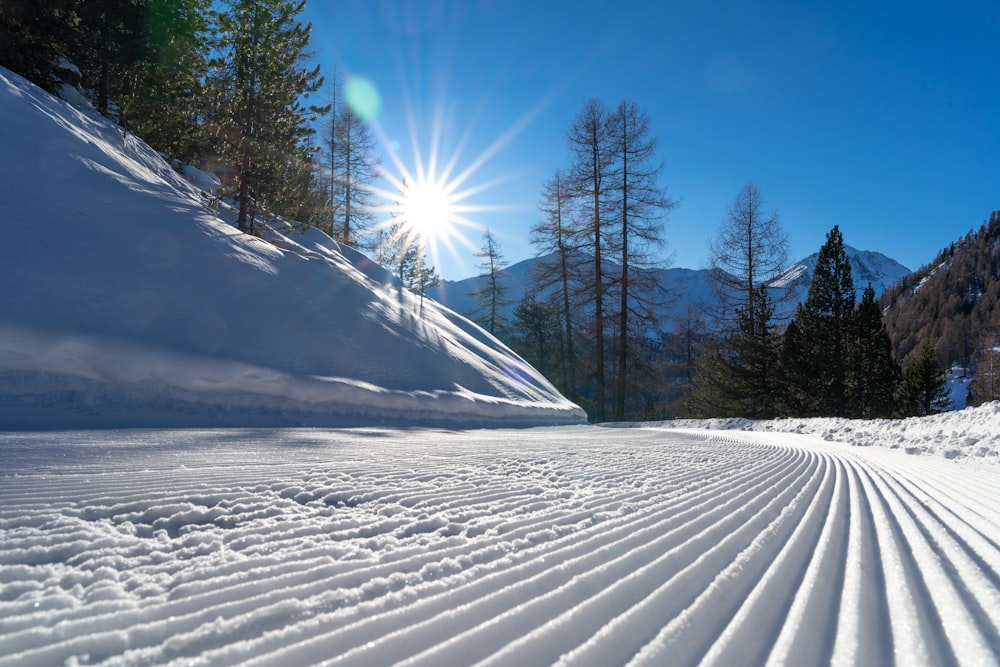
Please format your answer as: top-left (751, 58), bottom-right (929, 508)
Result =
top-left (0, 427), bottom-right (997, 666)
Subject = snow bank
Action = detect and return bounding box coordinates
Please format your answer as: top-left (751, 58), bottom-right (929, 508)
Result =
top-left (612, 401), bottom-right (1000, 464)
top-left (0, 67), bottom-right (585, 428)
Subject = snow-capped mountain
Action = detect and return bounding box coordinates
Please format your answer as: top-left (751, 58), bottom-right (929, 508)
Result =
top-left (428, 247), bottom-right (911, 330)
top-left (769, 246), bottom-right (912, 302)
top-left (0, 67), bottom-right (585, 428)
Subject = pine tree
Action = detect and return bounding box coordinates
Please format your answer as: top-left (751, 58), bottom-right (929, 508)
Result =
top-left (846, 284), bottom-right (901, 418)
top-left (0, 0), bottom-right (80, 91)
top-left (782, 225), bottom-right (855, 416)
top-left (690, 285), bottom-right (780, 417)
top-left (896, 341), bottom-right (951, 416)
top-left (124, 0), bottom-right (211, 161)
top-left (211, 0), bottom-right (325, 234)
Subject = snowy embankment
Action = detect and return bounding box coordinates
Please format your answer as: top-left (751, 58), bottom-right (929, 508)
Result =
top-left (0, 67), bottom-right (584, 428)
top-left (620, 401), bottom-right (1000, 464)
top-left (1, 424), bottom-right (998, 666)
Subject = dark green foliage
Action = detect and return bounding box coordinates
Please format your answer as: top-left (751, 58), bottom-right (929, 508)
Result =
top-left (782, 225), bottom-right (855, 416)
top-left (689, 285), bottom-right (780, 418)
top-left (123, 0), bottom-right (211, 161)
top-left (896, 341), bottom-right (951, 416)
top-left (211, 0), bottom-right (326, 234)
top-left (846, 284), bottom-right (901, 418)
top-left (0, 0), bottom-right (80, 91)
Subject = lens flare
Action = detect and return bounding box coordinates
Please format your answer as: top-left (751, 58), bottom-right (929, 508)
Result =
top-left (345, 76), bottom-right (381, 121)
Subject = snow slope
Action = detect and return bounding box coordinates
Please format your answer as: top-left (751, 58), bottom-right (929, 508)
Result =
top-left (1, 422), bottom-right (998, 665)
top-left (0, 67), bottom-right (584, 428)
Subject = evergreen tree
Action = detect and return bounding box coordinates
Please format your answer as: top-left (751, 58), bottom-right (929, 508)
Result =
top-left (896, 341), bottom-right (951, 416)
top-left (472, 228), bottom-right (510, 336)
top-left (690, 285), bottom-right (780, 418)
top-left (0, 0), bottom-right (80, 91)
top-left (125, 0), bottom-right (211, 161)
top-left (211, 0), bottom-right (325, 234)
top-left (783, 225), bottom-right (855, 416)
top-left (846, 284), bottom-right (901, 418)
top-left (72, 0), bottom-right (147, 117)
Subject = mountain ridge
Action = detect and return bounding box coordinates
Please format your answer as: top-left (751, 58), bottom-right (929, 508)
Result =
top-left (428, 246), bottom-right (912, 329)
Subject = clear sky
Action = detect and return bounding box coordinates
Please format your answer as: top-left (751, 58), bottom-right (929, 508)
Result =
top-left (301, 0), bottom-right (999, 281)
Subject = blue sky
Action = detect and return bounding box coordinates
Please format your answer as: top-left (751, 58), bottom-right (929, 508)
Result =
top-left (302, 0), bottom-right (999, 281)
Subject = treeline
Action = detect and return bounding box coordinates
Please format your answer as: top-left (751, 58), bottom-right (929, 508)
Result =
top-left (495, 172), bottom-right (957, 422)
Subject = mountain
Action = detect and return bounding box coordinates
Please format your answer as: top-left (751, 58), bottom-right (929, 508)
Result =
top-left (429, 247), bottom-right (911, 330)
top-left (0, 66), bottom-right (585, 428)
top-left (879, 211), bottom-right (1000, 376)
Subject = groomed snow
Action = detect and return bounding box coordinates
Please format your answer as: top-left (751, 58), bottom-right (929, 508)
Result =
top-left (0, 67), bottom-right (584, 429)
top-left (1, 423), bottom-right (998, 666)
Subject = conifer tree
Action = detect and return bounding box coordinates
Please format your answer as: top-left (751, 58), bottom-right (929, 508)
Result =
top-left (0, 0), bottom-right (80, 91)
top-left (896, 341), bottom-right (951, 416)
top-left (124, 0), bottom-right (211, 161)
top-left (846, 284), bottom-right (901, 418)
top-left (690, 285), bottom-right (780, 417)
top-left (211, 0), bottom-right (325, 234)
top-left (709, 182), bottom-right (788, 322)
top-left (782, 225), bottom-right (855, 416)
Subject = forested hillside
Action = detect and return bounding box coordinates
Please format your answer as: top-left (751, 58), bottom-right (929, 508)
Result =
top-left (880, 211), bottom-right (1000, 404)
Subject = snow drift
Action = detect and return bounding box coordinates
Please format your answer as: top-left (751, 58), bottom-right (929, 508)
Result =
top-left (0, 67), bottom-right (585, 428)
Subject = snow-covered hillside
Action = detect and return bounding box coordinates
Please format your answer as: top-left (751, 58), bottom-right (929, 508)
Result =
top-left (0, 67), bottom-right (584, 428)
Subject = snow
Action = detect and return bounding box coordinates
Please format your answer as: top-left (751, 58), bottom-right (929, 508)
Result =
top-left (1, 68), bottom-right (999, 666)
top-left (1, 423), bottom-right (998, 665)
top-left (609, 400), bottom-right (1000, 464)
top-left (0, 66), bottom-right (584, 429)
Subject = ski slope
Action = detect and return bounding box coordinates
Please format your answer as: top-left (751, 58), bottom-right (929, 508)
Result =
top-left (2, 425), bottom-right (997, 666)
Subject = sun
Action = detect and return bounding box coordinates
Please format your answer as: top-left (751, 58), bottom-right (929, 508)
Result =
top-left (397, 178), bottom-right (456, 244)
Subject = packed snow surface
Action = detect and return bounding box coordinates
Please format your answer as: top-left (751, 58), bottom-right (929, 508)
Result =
top-left (1, 421), bottom-right (998, 666)
top-left (0, 66), bottom-right (583, 428)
